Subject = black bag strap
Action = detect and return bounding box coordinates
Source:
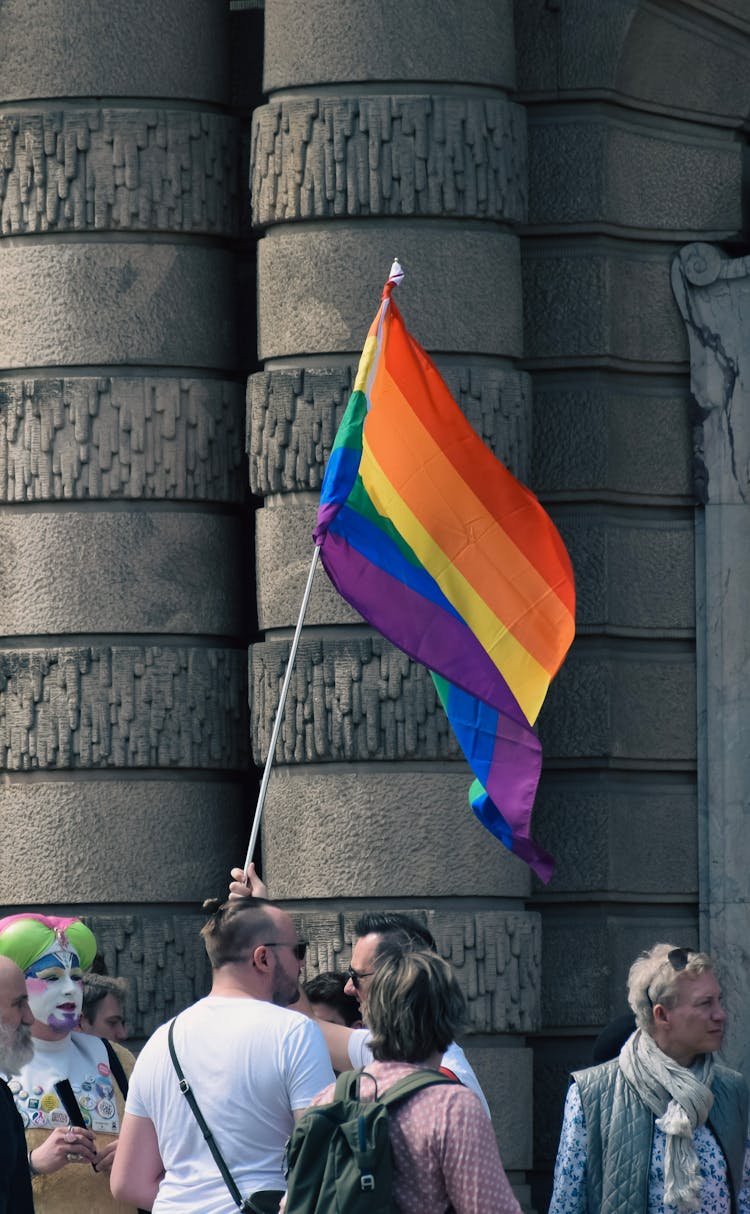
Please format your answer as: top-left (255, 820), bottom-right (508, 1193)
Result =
top-left (168, 1017), bottom-right (264, 1214)
top-left (104, 1039), bottom-right (129, 1099)
top-left (103, 1039), bottom-right (149, 1214)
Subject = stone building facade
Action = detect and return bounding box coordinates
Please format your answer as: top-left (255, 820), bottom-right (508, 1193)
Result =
top-left (1, 0), bottom-right (748, 1205)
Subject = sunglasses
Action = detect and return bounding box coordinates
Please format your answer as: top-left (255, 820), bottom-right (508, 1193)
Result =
top-left (262, 940), bottom-right (308, 961)
top-left (346, 965), bottom-right (375, 990)
top-left (646, 947), bottom-right (694, 1007)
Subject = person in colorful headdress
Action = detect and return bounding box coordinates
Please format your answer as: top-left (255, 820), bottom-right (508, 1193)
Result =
top-left (0, 913), bottom-right (137, 1214)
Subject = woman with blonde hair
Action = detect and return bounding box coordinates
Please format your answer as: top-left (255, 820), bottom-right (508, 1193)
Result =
top-left (305, 947), bottom-right (522, 1214)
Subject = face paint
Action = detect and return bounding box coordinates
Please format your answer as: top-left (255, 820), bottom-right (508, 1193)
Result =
top-left (25, 948), bottom-right (84, 1033)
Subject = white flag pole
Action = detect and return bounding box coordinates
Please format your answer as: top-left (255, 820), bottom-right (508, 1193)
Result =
top-left (242, 545), bottom-right (320, 876)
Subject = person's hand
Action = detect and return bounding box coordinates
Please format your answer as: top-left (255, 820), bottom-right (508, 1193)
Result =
top-left (29, 1126), bottom-right (97, 1174)
top-left (93, 1139), bottom-right (118, 1174)
top-left (229, 862), bottom-right (269, 901)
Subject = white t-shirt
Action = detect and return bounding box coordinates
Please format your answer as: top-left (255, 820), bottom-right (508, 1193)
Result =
top-left (346, 1030), bottom-right (492, 1118)
top-left (126, 995), bottom-right (334, 1213)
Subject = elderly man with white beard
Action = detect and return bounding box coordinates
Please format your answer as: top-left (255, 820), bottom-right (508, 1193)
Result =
top-left (0, 955), bottom-right (35, 1213)
top-left (549, 942), bottom-right (750, 1214)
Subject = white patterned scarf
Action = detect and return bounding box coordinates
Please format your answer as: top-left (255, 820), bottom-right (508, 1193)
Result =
top-left (619, 1028), bottom-right (714, 1212)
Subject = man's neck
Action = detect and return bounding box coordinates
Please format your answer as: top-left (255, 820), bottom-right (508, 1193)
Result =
top-left (210, 966), bottom-right (268, 1001)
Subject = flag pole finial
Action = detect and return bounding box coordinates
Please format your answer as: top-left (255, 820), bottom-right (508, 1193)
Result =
top-left (388, 258), bottom-right (404, 285)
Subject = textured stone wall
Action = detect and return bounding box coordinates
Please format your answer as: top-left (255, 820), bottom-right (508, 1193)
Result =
top-left (0, 0), bottom-right (255, 1028)
top-left (250, 0), bottom-right (537, 1173)
top-left (672, 243), bottom-right (750, 1082)
top-left (514, 0), bottom-right (750, 1203)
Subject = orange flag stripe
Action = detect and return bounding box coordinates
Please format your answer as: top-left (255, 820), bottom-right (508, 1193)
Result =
top-left (380, 305), bottom-right (576, 617)
top-left (364, 363), bottom-right (574, 677)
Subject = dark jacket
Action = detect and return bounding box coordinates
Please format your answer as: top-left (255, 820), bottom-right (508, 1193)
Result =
top-left (0, 1077), bottom-right (34, 1213)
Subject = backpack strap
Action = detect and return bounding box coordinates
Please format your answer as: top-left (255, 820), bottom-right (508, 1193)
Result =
top-left (378, 1069), bottom-right (458, 1108)
top-left (334, 1067), bottom-right (457, 1108)
top-left (167, 1017), bottom-right (265, 1214)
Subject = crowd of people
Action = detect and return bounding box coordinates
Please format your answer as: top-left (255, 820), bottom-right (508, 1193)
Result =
top-left (0, 867), bottom-right (747, 1214)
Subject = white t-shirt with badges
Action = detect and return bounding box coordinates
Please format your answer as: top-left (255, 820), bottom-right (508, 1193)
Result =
top-left (9, 1031), bottom-right (121, 1133)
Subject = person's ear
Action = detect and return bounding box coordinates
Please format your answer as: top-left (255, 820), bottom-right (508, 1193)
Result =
top-left (252, 945), bottom-right (270, 972)
top-left (652, 1002), bottom-right (669, 1026)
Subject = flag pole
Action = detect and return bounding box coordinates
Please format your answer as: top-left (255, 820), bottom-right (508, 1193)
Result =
top-left (242, 258), bottom-right (403, 881)
top-left (242, 545), bottom-right (320, 876)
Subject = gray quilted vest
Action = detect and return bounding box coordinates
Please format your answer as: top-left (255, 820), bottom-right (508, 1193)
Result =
top-left (572, 1057), bottom-right (748, 1214)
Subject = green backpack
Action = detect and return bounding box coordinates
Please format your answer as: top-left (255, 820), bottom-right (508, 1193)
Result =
top-left (283, 1067), bottom-right (457, 1214)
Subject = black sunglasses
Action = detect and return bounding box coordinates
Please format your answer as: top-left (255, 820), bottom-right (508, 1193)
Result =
top-left (646, 947), bottom-right (694, 1007)
top-left (666, 947), bottom-right (692, 972)
top-left (347, 965), bottom-right (375, 990)
top-left (262, 940), bottom-right (308, 961)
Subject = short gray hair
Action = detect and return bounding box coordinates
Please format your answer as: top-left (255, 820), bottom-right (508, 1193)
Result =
top-left (627, 942), bottom-right (713, 1032)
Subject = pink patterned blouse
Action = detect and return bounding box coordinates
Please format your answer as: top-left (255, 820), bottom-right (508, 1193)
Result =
top-left (310, 1060), bottom-right (522, 1214)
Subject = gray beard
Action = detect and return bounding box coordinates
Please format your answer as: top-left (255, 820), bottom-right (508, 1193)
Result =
top-left (0, 1019), bottom-right (34, 1076)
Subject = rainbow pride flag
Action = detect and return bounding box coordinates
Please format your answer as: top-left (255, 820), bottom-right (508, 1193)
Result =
top-left (314, 265), bottom-right (575, 880)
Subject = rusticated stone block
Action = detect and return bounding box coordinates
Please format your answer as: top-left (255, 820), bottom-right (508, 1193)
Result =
top-left (515, 0), bottom-right (750, 123)
top-left (0, 109), bottom-right (239, 236)
top-left (256, 503), bottom-right (359, 628)
top-left (0, 0), bottom-right (231, 104)
top-left (251, 96), bottom-right (526, 226)
top-left (0, 646), bottom-right (247, 771)
top-left (533, 774), bottom-right (697, 893)
top-left (261, 768), bottom-right (530, 897)
top-left (552, 508), bottom-right (694, 632)
top-left (258, 225), bottom-right (522, 359)
top-left (248, 362), bottom-right (531, 495)
top-left (264, 0), bottom-right (515, 91)
top-left (531, 374), bottom-right (692, 500)
top-left (523, 243), bottom-right (687, 365)
top-left (83, 912), bottom-right (213, 1039)
top-left (251, 634), bottom-right (695, 766)
top-left (465, 1046), bottom-right (533, 1166)
top-left (0, 511), bottom-right (245, 636)
top-left (0, 244), bottom-right (236, 370)
top-left (541, 913), bottom-right (698, 1029)
top-left (0, 377), bottom-right (245, 502)
top-left (515, 0), bottom-right (634, 97)
top-left (286, 908), bottom-right (540, 1034)
top-left (0, 780), bottom-right (246, 902)
top-left (527, 113), bottom-right (741, 234)
top-left (250, 634), bottom-right (458, 765)
top-left (541, 644), bottom-right (696, 761)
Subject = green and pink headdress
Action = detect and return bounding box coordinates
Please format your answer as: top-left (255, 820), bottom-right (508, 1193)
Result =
top-left (0, 914), bottom-right (97, 973)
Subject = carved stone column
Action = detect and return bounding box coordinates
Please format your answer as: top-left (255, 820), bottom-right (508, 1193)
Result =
top-left (671, 242), bottom-right (750, 1075)
top-left (250, 0), bottom-right (537, 1183)
top-left (0, 1), bottom-right (249, 1032)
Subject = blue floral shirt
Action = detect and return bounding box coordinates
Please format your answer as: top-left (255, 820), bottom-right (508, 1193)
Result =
top-left (549, 1080), bottom-right (750, 1214)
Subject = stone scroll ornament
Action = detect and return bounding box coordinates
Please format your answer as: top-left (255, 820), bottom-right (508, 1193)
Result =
top-left (671, 242), bottom-right (750, 506)
top-left (245, 262), bottom-right (576, 882)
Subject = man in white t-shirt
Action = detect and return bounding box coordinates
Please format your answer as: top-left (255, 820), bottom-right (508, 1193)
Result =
top-left (229, 869), bottom-right (491, 1117)
top-left (110, 898), bottom-right (334, 1214)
